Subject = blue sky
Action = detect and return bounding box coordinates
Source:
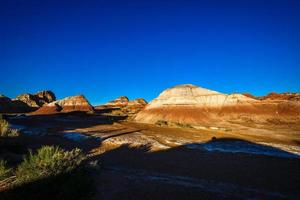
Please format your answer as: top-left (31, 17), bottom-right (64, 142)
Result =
top-left (1, 0), bottom-right (299, 105)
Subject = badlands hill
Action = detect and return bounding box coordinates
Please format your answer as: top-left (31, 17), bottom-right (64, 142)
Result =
top-left (15, 91), bottom-right (56, 108)
top-left (0, 91), bottom-right (56, 113)
top-left (32, 95), bottom-right (94, 115)
top-left (135, 84), bottom-right (300, 126)
top-left (106, 96), bottom-right (147, 109)
top-left (95, 96), bottom-right (147, 117)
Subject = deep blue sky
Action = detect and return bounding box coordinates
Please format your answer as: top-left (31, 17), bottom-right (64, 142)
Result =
top-left (1, 0), bottom-right (299, 105)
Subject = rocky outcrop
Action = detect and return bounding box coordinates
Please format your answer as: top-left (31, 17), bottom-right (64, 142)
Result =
top-left (35, 91), bottom-right (56, 104)
top-left (15, 94), bottom-right (40, 108)
top-left (123, 98), bottom-right (148, 116)
top-left (0, 91), bottom-right (56, 113)
top-left (127, 98), bottom-right (148, 107)
top-left (106, 96), bottom-right (129, 107)
top-left (0, 95), bottom-right (15, 113)
top-left (15, 90), bottom-right (56, 108)
top-left (134, 84), bottom-right (300, 126)
top-left (242, 92), bottom-right (300, 101)
top-left (96, 96), bottom-right (148, 117)
top-left (259, 92), bottom-right (300, 101)
top-left (0, 97), bottom-right (33, 113)
top-left (242, 93), bottom-right (257, 99)
top-left (32, 95), bottom-right (94, 114)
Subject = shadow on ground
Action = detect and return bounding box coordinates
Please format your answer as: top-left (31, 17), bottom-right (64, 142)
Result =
top-left (2, 112), bottom-right (129, 155)
top-left (92, 138), bottom-right (300, 200)
top-left (0, 112), bottom-right (131, 175)
top-left (6, 111), bottom-right (127, 132)
top-left (0, 167), bottom-right (94, 200)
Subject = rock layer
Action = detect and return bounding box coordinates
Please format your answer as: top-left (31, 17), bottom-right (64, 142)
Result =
top-left (135, 84), bottom-right (300, 126)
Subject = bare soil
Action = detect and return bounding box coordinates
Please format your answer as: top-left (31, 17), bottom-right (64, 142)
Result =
top-left (3, 113), bottom-right (300, 199)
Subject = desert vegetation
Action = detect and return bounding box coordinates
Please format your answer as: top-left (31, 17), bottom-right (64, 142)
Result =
top-left (0, 117), bottom-right (95, 200)
top-left (0, 146), bottom-right (94, 200)
top-left (0, 115), bottom-right (19, 137)
top-left (14, 146), bottom-right (85, 184)
top-left (155, 120), bottom-right (193, 128)
top-left (155, 120), bottom-right (169, 126)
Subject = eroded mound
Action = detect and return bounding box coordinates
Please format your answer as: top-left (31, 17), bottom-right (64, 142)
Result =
top-left (135, 84), bottom-right (300, 126)
top-left (0, 91), bottom-right (56, 113)
top-left (32, 95), bottom-right (94, 114)
top-left (96, 96), bottom-right (148, 117)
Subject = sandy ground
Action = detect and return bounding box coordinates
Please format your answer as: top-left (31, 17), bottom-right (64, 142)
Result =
top-left (6, 113), bottom-right (300, 199)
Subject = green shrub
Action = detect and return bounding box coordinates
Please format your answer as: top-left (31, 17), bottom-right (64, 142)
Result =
top-left (0, 118), bottom-right (19, 137)
top-left (0, 160), bottom-right (13, 181)
top-left (15, 146), bottom-right (85, 184)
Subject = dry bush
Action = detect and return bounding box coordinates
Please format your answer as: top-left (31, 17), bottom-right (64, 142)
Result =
top-left (15, 146), bottom-right (85, 184)
top-left (1, 146), bottom-right (94, 200)
top-left (0, 117), bottom-right (19, 137)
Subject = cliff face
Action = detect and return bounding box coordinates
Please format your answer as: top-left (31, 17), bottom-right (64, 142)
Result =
top-left (134, 84), bottom-right (300, 126)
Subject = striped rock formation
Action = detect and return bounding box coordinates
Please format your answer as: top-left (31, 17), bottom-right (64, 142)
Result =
top-left (32, 95), bottom-right (94, 114)
top-left (134, 84), bottom-right (300, 126)
top-left (96, 96), bottom-right (147, 117)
